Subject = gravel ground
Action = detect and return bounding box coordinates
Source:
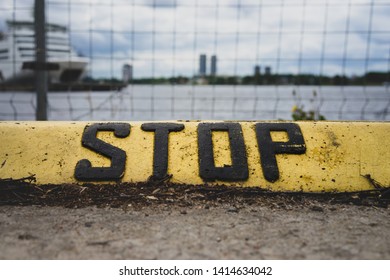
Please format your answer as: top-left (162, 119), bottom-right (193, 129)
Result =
top-left (0, 184), bottom-right (389, 259)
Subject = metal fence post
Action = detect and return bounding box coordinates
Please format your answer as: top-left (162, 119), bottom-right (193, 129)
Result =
top-left (35, 0), bottom-right (47, 120)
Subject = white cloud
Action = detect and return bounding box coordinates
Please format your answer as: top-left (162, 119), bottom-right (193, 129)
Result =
top-left (1, 0), bottom-right (388, 78)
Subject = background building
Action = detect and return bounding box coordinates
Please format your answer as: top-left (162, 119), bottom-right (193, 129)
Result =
top-left (199, 54), bottom-right (206, 77)
top-left (122, 64), bottom-right (132, 85)
top-left (254, 65), bottom-right (261, 84)
top-left (211, 55), bottom-right (217, 76)
top-left (254, 65), bottom-right (261, 76)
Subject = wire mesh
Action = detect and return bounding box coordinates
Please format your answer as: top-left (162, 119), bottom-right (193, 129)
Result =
top-left (0, 0), bottom-right (389, 121)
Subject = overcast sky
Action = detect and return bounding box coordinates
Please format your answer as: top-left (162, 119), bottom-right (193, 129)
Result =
top-left (1, 0), bottom-right (389, 78)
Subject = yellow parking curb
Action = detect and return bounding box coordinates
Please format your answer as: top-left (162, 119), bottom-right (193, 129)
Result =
top-left (0, 121), bottom-right (389, 192)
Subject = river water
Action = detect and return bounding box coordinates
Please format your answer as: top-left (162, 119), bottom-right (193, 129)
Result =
top-left (0, 85), bottom-right (389, 121)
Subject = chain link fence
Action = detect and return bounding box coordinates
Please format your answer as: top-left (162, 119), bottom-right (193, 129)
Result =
top-left (0, 0), bottom-right (389, 121)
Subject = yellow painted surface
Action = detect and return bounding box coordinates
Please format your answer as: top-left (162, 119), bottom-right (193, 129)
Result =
top-left (212, 131), bottom-right (232, 167)
top-left (0, 121), bottom-right (389, 192)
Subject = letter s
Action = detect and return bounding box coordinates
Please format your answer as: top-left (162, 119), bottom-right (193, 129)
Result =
top-left (74, 123), bottom-right (130, 181)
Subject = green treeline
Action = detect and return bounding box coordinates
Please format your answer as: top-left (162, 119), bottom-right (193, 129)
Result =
top-left (85, 71), bottom-right (389, 86)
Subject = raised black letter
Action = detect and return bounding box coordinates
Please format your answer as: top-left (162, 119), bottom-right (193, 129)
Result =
top-left (255, 123), bottom-right (306, 183)
top-left (198, 123), bottom-right (248, 181)
top-left (141, 123), bottom-right (185, 180)
top-left (75, 123), bottom-right (130, 181)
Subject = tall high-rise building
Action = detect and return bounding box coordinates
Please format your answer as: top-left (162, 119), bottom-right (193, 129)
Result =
top-left (254, 65), bottom-right (261, 76)
top-left (211, 55), bottom-right (217, 76)
top-left (122, 64), bottom-right (132, 84)
top-left (199, 54), bottom-right (207, 76)
top-left (265, 66), bottom-right (271, 75)
top-left (254, 65), bottom-right (261, 84)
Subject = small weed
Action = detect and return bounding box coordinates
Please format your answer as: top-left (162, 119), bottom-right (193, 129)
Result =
top-left (292, 105), bottom-right (326, 121)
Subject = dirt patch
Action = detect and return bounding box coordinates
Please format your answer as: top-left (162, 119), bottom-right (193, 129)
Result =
top-left (0, 180), bottom-right (390, 209)
top-left (2, 179), bottom-right (390, 259)
top-left (1, 203), bottom-right (390, 259)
